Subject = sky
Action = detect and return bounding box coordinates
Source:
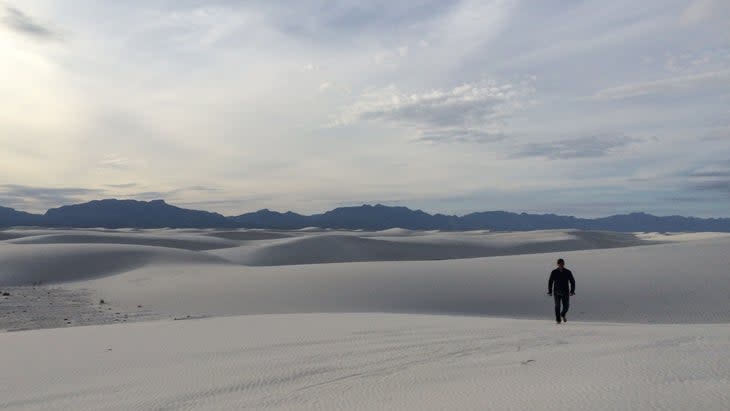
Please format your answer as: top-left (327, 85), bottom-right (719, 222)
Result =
top-left (1, 0), bottom-right (729, 217)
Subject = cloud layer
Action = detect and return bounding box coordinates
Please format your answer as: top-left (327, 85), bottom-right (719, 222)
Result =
top-left (334, 80), bottom-right (530, 143)
top-left (514, 136), bottom-right (641, 159)
top-left (0, 0), bottom-right (728, 217)
top-left (594, 70), bottom-right (730, 100)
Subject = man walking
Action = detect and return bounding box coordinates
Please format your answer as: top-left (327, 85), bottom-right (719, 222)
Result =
top-left (548, 258), bottom-right (575, 324)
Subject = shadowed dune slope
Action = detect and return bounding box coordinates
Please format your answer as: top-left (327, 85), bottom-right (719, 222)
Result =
top-left (0, 244), bottom-right (229, 285)
top-left (0, 232), bottom-right (24, 241)
top-left (210, 230), bottom-right (645, 265)
top-left (205, 231), bottom-right (293, 241)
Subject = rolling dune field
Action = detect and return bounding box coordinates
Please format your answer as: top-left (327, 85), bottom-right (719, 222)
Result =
top-left (1, 228), bottom-right (729, 410)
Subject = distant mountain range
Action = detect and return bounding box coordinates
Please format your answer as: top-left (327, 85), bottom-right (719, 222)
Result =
top-left (1, 199), bottom-right (729, 232)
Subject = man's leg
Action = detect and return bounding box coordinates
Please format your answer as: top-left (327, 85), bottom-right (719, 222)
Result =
top-left (554, 294), bottom-right (561, 322)
top-left (560, 295), bottom-right (570, 320)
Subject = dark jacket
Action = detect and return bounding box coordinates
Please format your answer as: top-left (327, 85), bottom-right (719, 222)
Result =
top-left (548, 268), bottom-right (575, 296)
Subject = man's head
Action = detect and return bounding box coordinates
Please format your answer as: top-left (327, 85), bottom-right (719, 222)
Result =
top-left (557, 258), bottom-right (565, 268)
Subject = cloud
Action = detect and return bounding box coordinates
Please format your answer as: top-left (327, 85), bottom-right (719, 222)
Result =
top-left (124, 185), bottom-right (220, 201)
top-left (687, 159), bottom-right (730, 178)
top-left (264, 0), bottom-right (457, 43)
top-left (2, 6), bottom-right (59, 40)
top-left (680, 0), bottom-right (730, 25)
top-left (662, 157), bottom-right (730, 200)
top-left (692, 180), bottom-right (730, 195)
top-left (594, 70), bottom-right (730, 100)
top-left (0, 184), bottom-right (103, 199)
top-left (702, 127), bottom-right (730, 142)
top-left (685, 160), bottom-right (730, 196)
top-left (689, 170), bottom-right (730, 178)
top-left (358, 82), bottom-right (522, 127)
top-left (333, 80), bottom-right (531, 143)
top-left (106, 183), bottom-right (138, 188)
top-left (98, 155), bottom-right (131, 170)
top-left (0, 184), bottom-right (105, 212)
top-left (418, 129), bottom-right (507, 144)
top-left (513, 136), bottom-right (640, 159)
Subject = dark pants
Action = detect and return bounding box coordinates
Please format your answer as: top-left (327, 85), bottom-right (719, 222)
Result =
top-left (554, 294), bottom-right (569, 321)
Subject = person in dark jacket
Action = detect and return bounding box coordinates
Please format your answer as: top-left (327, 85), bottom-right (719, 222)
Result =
top-left (548, 258), bottom-right (575, 324)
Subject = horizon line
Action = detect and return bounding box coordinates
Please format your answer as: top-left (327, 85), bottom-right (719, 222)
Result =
top-left (2, 197), bottom-right (730, 221)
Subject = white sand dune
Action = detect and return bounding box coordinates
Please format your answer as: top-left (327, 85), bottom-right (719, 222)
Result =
top-left (635, 231), bottom-right (730, 242)
top-left (0, 243), bottom-right (229, 286)
top-left (6, 230), bottom-right (239, 251)
top-left (210, 229), bottom-right (646, 266)
top-left (297, 226), bottom-right (327, 232)
top-left (1, 314), bottom-right (728, 410)
top-left (205, 230), bottom-right (293, 241)
top-left (1, 228), bottom-right (726, 322)
top-left (60, 236), bottom-right (730, 323)
top-left (1, 228), bottom-right (729, 410)
top-left (368, 227), bottom-right (418, 236)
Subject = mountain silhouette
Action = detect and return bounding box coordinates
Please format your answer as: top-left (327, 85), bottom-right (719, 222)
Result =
top-left (0, 205), bottom-right (43, 226)
top-left (311, 204), bottom-right (454, 230)
top-left (43, 199), bottom-right (230, 228)
top-left (230, 209), bottom-right (310, 229)
top-left (1, 199), bottom-right (729, 232)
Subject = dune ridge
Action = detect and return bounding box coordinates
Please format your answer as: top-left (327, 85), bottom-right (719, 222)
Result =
top-left (210, 229), bottom-right (646, 266)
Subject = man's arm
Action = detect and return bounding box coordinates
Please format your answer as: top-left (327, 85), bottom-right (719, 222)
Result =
top-left (548, 271), bottom-right (554, 294)
top-left (569, 271), bottom-right (576, 294)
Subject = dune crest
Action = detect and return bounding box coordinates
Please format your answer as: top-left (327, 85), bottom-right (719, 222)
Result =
top-left (7, 230), bottom-right (238, 251)
top-left (211, 230), bottom-right (645, 266)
